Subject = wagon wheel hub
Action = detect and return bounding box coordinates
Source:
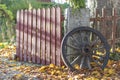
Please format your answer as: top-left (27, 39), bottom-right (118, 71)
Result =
top-left (84, 48), bottom-right (89, 53)
top-left (81, 44), bottom-right (91, 56)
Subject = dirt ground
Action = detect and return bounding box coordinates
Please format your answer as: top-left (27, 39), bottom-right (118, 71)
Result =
top-left (0, 45), bottom-right (120, 80)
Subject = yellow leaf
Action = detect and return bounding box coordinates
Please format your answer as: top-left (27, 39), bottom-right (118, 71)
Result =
top-left (107, 60), bottom-right (114, 66)
top-left (104, 68), bottom-right (115, 77)
top-left (74, 64), bottom-right (80, 69)
top-left (74, 75), bottom-right (83, 79)
top-left (62, 72), bottom-right (68, 75)
top-left (13, 74), bottom-right (23, 80)
top-left (56, 70), bottom-right (61, 75)
top-left (49, 64), bottom-right (55, 68)
top-left (115, 47), bottom-right (120, 52)
top-left (91, 71), bottom-right (101, 77)
top-left (108, 68), bottom-right (115, 75)
top-left (84, 77), bottom-right (99, 80)
top-left (68, 77), bottom-right (73, 80)
top-left (62, 65), bottom-right (65, 69)
top-left (8, 64), bottom-right (16, 67)
top-left (51, 70), bottom-right (55, 75)
top-left (90, 62), bottom-right (98, 67)
top-left (39, 66), bottom-right (47, 72)
top-left (104, 68), bottom-right (108, 72)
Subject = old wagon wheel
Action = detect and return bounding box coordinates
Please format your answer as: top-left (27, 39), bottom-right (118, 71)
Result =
top-left (61, 27), bottom-right (110, 71)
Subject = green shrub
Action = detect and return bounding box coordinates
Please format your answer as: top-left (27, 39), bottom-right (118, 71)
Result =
top-left (0, 0), bottom-right (69, 42)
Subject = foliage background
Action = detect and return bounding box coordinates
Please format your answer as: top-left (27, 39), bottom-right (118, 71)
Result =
top-left (0, 0), bottom-right (69, 42)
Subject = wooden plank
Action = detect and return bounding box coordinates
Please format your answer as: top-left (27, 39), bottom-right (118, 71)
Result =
top-left (27, 10), bottom-right (32, 62)
top-left (111, 8), bottom-right (117, 52)
top-left (94, 9), bottom-right (99, 30)
top-left (32, 9), bottom-right (37, 63)
top-left (45, 8), bottom-right (51, 65)
top-left (102, 8), bottom-right (107, 37)
top-left (23, 10), bottom-right (28, 61)
top-left (41, 8), bottom-right (46, 65)
top-left (36, 9), bottom-right (41, 63)
top-left (19, 10), bottom-right (24, 61)
top-left (50, 7), bottom-right (56, 64)
top-left (16, 10), bottom-right (20, 59)
top-left (55, 7), bottom-right (62, 66)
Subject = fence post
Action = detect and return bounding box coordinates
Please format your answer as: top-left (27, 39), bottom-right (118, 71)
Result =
top-left (51, 7), bottom-right (56, 65)
top-left (111, 8), bottom-right (117, 52)
top-left (41, 8), bottom-right (46, 65)
top-left (19, 10), bottom-right (24, 61)
top-left (16, 10), bottom-right (20, 59)
top-left (27, 9), bottom-right (32, 62)
top-left (46, 8), bottom-right (51, 65)
top-left (23, 9), bottom-right (28, 62)
top-left (56, 7), bottom-right (62, 66)
top-left (102, 8), bottom-right (107, 38)
top-left (36, 9), bottom-right (41, 64)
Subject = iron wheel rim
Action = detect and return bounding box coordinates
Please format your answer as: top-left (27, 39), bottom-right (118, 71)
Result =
top-left (61, 27), bottom-right (110, 71)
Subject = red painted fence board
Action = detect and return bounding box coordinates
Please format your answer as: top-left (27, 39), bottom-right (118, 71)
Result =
top-left (32, 9), bottom-right (37, 63)
top-left (16, 7), bottom-right (63, 66)
top-left (51, 7), bottom-right (56, 65)
top-left (23, 10), bottom-right (28, 62)
top-left (20, 10), bottom-right (24, 61)
top-left (46, 8), bottom-right (51, 64)
top-left (36, 9), bottom-right (41, 64)
top-left (16, 10), bottom-right (20, 59)
top-left (28, 10), bottom-right (32, 62)
top-left (56, 7), bottom-right (62, 66)
top-left (41, 8), bottom-right (46, 64)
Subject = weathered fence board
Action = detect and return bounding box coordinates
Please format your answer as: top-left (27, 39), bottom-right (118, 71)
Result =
top-left (46, 8), bottom-right (51, 65)
top-left (32, 9), bottom-right (37, 63)
top-left (51, 7), bottom-right (56, 65)
top-left (20, 10), bottom-right (24, 61)
top-left (90, 8), bottom-right (120, 52)
top-left (23, 10), bottom-right (28, 62)
top-left (16, 11), bottom-right (20, 60)
top-left (56, 7), bottom-right (62, 66)
top-left (16, 7), bottom-right (62, 66)
top-left (36, 9), bottom-right (41, 64)
top-left (41, 8), bottom-right (46, 64)
top-left (27, 10), bottom-right (32, 62)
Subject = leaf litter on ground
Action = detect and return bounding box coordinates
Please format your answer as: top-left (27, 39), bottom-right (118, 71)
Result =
top-left (0, 43), bottom-right (120, 80)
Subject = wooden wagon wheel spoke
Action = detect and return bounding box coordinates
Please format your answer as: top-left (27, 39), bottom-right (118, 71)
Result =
top-left (78, 31), bottom-right (91, 45)
top-left (66, 43), bottom-right (80, 50)
top-left (61, 27), bottom-right (110, 71)
top-left (70, 55), bottom-right (81, 65)
top-left (91, 37), bottom-right (100, 46)
top-left (86, 56), bottom-right (92, 69)
top-left (66, 52), bottom-right (80, 57)
top-left (92, 58), bottom-right (101, 67)
top-left (69, 35), bottom-right (80, 45)
top-left (78, 31), bottom-right (83, 43)
top-left (81, 32), bottom-right (86, 43)
top-left (85, 31), bottom-right (91, 42)
top-left (80, 56), bottom-right (85, 68)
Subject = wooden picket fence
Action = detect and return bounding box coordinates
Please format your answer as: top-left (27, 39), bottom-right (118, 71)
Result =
top-left (16, 7), bottom-right (63, 66)
top-left (90, 8), bottom-right (120, 52)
